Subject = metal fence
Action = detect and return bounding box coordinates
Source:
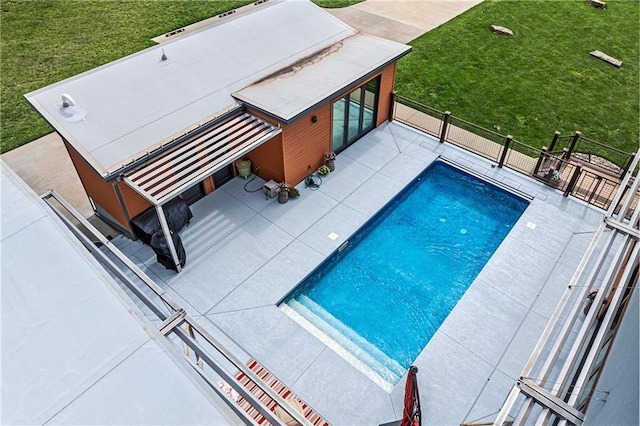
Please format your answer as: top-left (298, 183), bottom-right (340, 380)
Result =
top-left (445, 115), bottom-right (504, 161)
top-left (393, 96), bottom-right (444, 138)
top-left (571, 167), bottom-right (620, 210)
top-left (502, 138), bottom-right (541, 175)
top-left (392, 94), bottom-right (638, 218)
top-left (550, 131), bottom-right (636, 178)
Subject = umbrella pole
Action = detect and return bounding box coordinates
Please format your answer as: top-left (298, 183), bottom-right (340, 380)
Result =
top-left (402, 366), bottom-right (421, 426)
top-left (410, 366), bottom-right (421, 426)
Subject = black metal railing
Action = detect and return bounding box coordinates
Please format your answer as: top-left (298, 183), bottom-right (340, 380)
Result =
top-left (445, 114), bottom-right (504, 161)
top-left (570, 167), bottom-right (620, 210)
top-left (549, 131), bottom-right (635, 178)
top-left (392, 95), bottom-right (639, 216)
top-left (393, 94), bottom-right (445, 138)
top-left (503, 139), bottom-right (543, 176)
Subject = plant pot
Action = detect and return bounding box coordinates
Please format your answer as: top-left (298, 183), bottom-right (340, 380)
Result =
top-left (326, 159), bottom-right (335, 172)
top-left (278, 191), bottom-right (289, 204)
top-left (236, 159), bottom-right (251, 179)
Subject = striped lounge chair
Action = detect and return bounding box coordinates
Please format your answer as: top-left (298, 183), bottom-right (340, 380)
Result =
top-left (233, 358), bottom-right (330, 426)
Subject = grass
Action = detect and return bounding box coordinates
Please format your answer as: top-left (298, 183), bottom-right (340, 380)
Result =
top-left (313, 0), bottom-right (362, 8)
top-left (395, 0), bottom-right (639, 154)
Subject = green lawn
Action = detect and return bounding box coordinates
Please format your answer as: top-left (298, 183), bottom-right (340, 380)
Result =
top-left (395, 0), bottom-right (639, 154)
top-left (314, 0), bottom-right (362, 8)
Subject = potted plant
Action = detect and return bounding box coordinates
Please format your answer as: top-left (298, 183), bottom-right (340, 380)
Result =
top-left (278, 182), bottom-right (290, 204)
top-left (236, 158), bottom-right (251, 179)
top-left (324, 151), bottom-right (336, 171)
top-left (317, 165), bottom-right (331, 176)
top-left (289, 187), bottom-right (300, 199)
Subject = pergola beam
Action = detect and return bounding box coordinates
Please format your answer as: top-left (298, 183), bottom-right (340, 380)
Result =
top-left (121, 111), bottom-right (281, 273)
top-left (156, 203), bottom-right (181, 272)
top-left (154, 130), bottom-right (277, 203)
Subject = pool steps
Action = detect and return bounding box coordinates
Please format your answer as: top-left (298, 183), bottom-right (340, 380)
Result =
top-left (282, 295), bottom-right (405, 391)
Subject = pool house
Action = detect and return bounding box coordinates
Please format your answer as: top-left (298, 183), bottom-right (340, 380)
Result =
top-left (25, 0), bottom-right (410, 272)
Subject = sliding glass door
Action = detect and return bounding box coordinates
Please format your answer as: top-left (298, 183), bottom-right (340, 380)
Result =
top-left (332, 77), bottom-right (379, 153)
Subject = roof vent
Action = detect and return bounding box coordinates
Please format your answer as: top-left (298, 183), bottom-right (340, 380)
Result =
top-left (57, 93), bottom-right (86, 122)
top-left (61, 93), bottom-right (75, 108)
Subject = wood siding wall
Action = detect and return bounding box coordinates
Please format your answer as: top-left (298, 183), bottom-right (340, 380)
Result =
top-left (246, 106), bottom-right (331, 188)
top-left (245, 105), bottom-right (330, 188)
top-left (237, 115), bottom-right (285, 184)
top-left (116, 181), bottom-right (153, 221)
top-left (376, 62), bottom-right (396, 126)
top-left (245, 62), bottom-right (399, 187)
top-left (281, 104), bottom-right (332, 186)
top-left (64, 141), bottom-right (131, 231)
top-left (203, 176), bottom-right (215, 194)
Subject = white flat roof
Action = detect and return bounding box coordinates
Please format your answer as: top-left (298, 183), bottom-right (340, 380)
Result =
top-left (0, 161), bottom-right (237, 425)
top-left (25, 0), bottom-right (373, 177)
top-left (234, 33), bottom-right (411, 121)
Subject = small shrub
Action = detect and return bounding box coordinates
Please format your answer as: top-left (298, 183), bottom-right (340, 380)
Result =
top-left (317, 165), bottom-right (331, 175)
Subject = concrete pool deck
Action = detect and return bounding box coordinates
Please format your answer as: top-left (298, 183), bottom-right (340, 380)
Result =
top-left (106, 120), bottom-right (605, 425)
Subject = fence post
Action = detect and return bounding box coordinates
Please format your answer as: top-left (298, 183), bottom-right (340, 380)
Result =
top-left (567, 131), bottom-right (581, 158)
top-left (533, 146), bottom-right (548, 176)
top-left (389, 90), bottom-right (397, 122)
top-left (549, 131), bottom-right (560, 152)
top-left (621, 152), bottom-right (636, 178)
top-left (564, 165), bottom-right (582, 197)
top-left (439, 111), bottom-right (451, 143)
top-left (611, 184), bottom-right (631, 215)
top-left (498, 135), bottom-right (513, 168)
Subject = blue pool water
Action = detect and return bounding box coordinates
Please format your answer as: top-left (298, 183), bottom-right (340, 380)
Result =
top-left (280, 161), bottom-right (529, 388)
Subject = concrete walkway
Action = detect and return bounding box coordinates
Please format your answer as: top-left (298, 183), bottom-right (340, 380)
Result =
top-left (327, 0), bottom-right (483, 44)
top-left (1, 133), bottom-right (95, 218)
top-left (0, 132), bottom-right (119, 237)
top-left (1, 0), bottom-right (483, 222)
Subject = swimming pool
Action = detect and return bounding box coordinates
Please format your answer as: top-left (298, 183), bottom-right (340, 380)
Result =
top-left (280, 161), bottom-right (529, 389)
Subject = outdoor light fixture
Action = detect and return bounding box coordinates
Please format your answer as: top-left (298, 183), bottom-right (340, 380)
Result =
top-left (311, 115), bottom-right (318, 123)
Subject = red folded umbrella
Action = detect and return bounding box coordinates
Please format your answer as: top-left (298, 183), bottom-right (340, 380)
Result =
top-left (401, 366), bottom-right (421, 426)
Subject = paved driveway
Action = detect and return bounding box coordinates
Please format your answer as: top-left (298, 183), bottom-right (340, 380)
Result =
top-left (327, 0), bottom-right (484, 44)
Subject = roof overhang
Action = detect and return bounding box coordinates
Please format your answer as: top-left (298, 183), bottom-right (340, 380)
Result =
top-left (233, 33), bottom-right (412, 124)
top-left (122, 112), bottom-right (280, 206)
